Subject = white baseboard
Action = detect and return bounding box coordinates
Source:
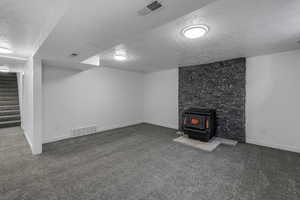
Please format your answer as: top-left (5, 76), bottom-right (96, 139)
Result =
top-left (246, 139), bottom-right (300, 153)
top-left (43, 122), bottom-right (144, 144)
top-left (43, 134), bottom-right (71, 144)
top-left (143, 121), bottom-right (178, 130)
top-left (24, 131), bottom-right (33, 150)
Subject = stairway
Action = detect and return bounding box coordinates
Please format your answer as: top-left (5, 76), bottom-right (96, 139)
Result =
top-left (0, 72), bottom-right (21, 128)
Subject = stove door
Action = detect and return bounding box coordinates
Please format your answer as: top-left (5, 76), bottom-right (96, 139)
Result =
top-left (184, 114), bottom-right (206, 130)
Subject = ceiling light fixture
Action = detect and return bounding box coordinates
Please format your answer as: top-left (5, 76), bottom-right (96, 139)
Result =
top-left (114, 49), bottom-right (127, 61)
top-left (0, 47), bottom-right (12, 54)
top-left (182, 24), bottom-right (209, 39)
top-left (0, 66), bottom-right (10, 73)
top-left (114, 54), bottom-right (127, 61)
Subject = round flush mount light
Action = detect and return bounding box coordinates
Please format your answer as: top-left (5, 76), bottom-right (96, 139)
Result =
top-left (182, 24), bottom-right (209, 39)
top-left (0, 66), bottom-right (10, 73)
top-left (114, 54), bottom-right (127, 61)
top-left (114, 49), bottom-right (127, 61)
top-left (0, 47), bottom-right (12, 54)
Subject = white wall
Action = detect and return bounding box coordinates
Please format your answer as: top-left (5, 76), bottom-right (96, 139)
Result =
top-left (7, 64), bottom-right (24, 73)
top-left (143, 68), bottom-right (178, 129)
top-left (246, 49), bottom-right (300, 153)
top-left (22, 57), bottom-right (43, 154)
top-left (33, 58), bottom-right (43, 154)
top-left (141, 50), bottom-right (300, 153)
top-left (23, 58), bottom-right (34, 149)
top-left (42, 65), bottom-right (144, 143)
top-left (40, 49), bottom-right (300, 154)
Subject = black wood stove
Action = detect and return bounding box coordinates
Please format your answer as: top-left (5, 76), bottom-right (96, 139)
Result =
top-left (182, 108), bottom-right (216, 142)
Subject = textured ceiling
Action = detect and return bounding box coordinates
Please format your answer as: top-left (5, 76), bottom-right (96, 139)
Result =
top-left (35, 0), bottom-right (216, 63)
top-left (0, 0), bottom-right (68, 59)
top-left (1, 0), bottom-right (300, 72)
top-left (97, 0), bottom-right (300, 72)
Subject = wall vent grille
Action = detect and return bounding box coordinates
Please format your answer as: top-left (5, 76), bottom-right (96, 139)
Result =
top-left (147, 1), bottom-right (163, 11)
top-left (138, 1), bottom-right (163, 16)
top-left (71, 126), bottom-right (97, 137)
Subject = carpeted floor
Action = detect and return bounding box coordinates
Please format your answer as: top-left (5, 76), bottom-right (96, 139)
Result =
top-left (0, 124), bottom-right (300, 200)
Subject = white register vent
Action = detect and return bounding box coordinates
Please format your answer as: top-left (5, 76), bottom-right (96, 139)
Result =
top-left (71, 126), bottom-right (97, 137)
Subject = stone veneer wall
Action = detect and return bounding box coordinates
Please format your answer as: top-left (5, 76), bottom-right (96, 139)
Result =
top-left (179, 58), bottom-right (246, 142)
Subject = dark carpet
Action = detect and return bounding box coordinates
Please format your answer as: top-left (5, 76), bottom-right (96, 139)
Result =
top-left (0, 124), bottom-right (300, 200)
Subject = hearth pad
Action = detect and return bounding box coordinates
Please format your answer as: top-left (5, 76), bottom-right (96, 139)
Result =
top-left (173, 135), bottom-right (237, 152)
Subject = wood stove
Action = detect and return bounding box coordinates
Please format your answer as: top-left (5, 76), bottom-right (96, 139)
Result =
top-left (182, 108), bottom-right (216, 142)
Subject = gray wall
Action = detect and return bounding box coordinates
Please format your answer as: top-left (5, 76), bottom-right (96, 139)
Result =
top-left (179, 58), bottom-right (246, 142)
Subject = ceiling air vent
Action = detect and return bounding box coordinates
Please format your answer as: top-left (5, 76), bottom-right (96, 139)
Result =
top-left (70, 53), bottom-right (79, 57)
top-left (138, 1), bottom-right (163, 16)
